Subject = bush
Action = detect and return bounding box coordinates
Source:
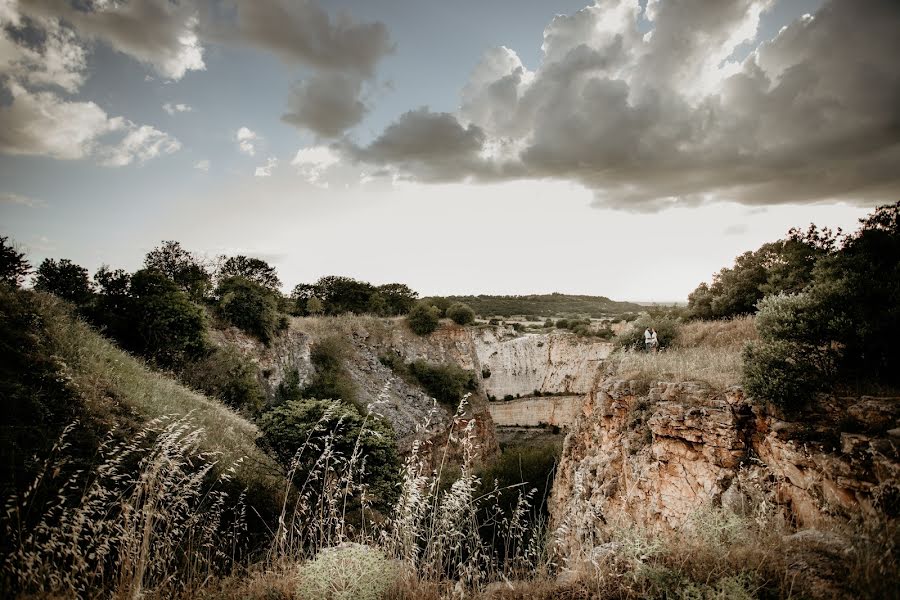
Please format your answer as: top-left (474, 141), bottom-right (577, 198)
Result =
top-left (555, 319), bottom-right (569, 329)
top-left (144, 240), bottom-right (212, 301)
top-left (446, 302), bottom-right (475, 326)
top-left (256, 399), bottom-right (400, 508)
top-left (615, 314), bottom-right (680, 351)
top-left (181, 346), bottom-right (265, 413)
top-left (216, 276), bottom-right (282, 344)
top-left (218, 255), bottom-right (281, 291)
top-left (741, 339), bottom-right (834, 410)
top-left (406, 303), bottom-right (441, 336)
top-left (544, 319), bottom-right (554, 328)
top-left (303, 336), bottom-right (357, 406)
top-left (296, 543), bottom-right (397, 600)
top-left (407, 360), bottom-right (477, 407)
top-left (34, 258), bottom-right (93, 304)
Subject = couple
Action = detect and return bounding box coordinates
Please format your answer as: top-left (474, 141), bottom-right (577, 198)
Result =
top-left (643, 327), bottom-right (659, 352)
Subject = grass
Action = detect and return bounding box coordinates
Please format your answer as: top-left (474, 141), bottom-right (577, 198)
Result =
top-left (34, 293), bottom-right (285, 506)
top-left (605, 316), bottom-right (757, 390)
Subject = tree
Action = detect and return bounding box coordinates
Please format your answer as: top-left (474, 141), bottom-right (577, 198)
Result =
top-left (129, 269), bottom-right (207, 367)
top-left (216, 276), bottom-right (282, 344)
top-left (0, 236), bottom-right (30, 287)
top-left (313, 275), bottom-right (376, 315)
top-left (302, 336), bottom-right (357, 405)
top-left (219, 255), bottom-right (281, 291)
top-left (306, 296), bottom-right (324, 315)
top-left (377, 283), bottom-right (418, 315)
top-left (256, 399), bottom-right (400, 508)
top-left (446, 302), bottom-right (475, 325)
top-left (144, 241), bottom-right (212, 300)
top-left (33, 258), bottom-right (92, 304)
top-left (181, 346), bottom-right (265, 414)
top-left (407, 303), bottom-right (441, 336)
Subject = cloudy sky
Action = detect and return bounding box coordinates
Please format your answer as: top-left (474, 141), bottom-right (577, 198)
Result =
top-left (2, 0), bottom-right (898, 301)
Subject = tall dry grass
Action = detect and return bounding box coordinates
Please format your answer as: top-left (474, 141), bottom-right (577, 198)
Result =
top-left (606, 316), bottom-right (757, 390)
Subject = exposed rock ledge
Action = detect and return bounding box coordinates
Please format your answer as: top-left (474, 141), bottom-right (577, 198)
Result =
top-left (550, 380), bottom-right (900, 557)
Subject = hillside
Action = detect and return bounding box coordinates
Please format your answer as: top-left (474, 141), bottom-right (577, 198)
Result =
top-left (436, 293), bottom-right (644, 318)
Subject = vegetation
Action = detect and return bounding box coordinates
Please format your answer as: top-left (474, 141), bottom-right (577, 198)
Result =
top-left (144, 240), bottom-right (213, 301)
top-left (407, 360), bottom-right (478, 407)
top-left (216, 276), bottom-right (283, 344)
top-left (406, 302), bottom-right (441, 335)
top-left (615, 314), bottom-right (680, 351)
top-left (33, 258), bottom-right (93, 303)
top-left (181, 345), bottom-right (266, 414)
top-left (434, 293), bottom-right (644, 318)
top-left (0, 236), bottom-right (30, 287)
top-left (301, 336), bottom-right (358, 407)
top-left (219, 255), bottom-right (282, 291)
top-left (292, 276), bottom-right (417, 316)
top-left (446, 301), bottom-right (476, 325)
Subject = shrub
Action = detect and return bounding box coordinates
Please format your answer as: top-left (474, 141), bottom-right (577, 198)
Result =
top-left (129, 269), bottom-right (207, 368)
top-left (544, 319), bottom-right (554, 328)
top-left (476, 442), bottom-right (560, 520)
top-left (555, 319), bottom-right (569, 329)
top-left (407, 360), bottom-right (477, 407)
top-left (144, 240), bottom-right (212, 301)
top-left (446, 302), bottom-right (475, 326)
top-left (0, 236), bottom-right (30, 287)
top-left (216, 276), bottom-right (282, 344)
top-left (296, 543), bottom-right (397, 600)
top-left (481, 365), bottom-right (492, 379)
top-left (181, 346), bottom-right (265, 413)
top-left (256, 399), bottom-right (400, 508)
top-left (303, 336), bottom-right (357, 406)
top-left (33, 258), bottom-right (93, 304)
top-left (615, 315), bottom-right (680, 351)
top-left (406, 303), bottom-right (441, 336)
top-left (218, 255), bottom-right (281, 291)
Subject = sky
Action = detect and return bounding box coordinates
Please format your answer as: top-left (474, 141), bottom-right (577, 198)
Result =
top-left (1, 0), bottom-right (898, 302)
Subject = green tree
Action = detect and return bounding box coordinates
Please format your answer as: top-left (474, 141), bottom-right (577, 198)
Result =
top-left (256, 399), bottom-right (400, 508)
top-left (377, 283), bottom-right (418, 315)
top-left (303, 336), bottom-right (357, 406)
top-left (407, 360), bottom-right (477, 407)
top-left (446, 302), bottom-right (475, 326)
top-left (218, 255), bottom-right (281, 291)
top-left (181, 346), bottom-right (265, 413)
top-left (0, 236), bottom-right (30, 287)
top-left (144, 240), bottom-right (212, 300)
top-left (129, 269), bottom-right (207, 368)
top-left (33, 258), bottom-right (93, 304)
top-left (216, 276), bottom-right (282, 344)
top-left (306, 296), bottom-right (324, 315)
top-left (407, 302), bottom-right (441, 336)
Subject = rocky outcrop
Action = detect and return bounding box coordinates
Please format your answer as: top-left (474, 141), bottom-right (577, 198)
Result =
top-left (550, 380), bottom-right (900, 558)
top-left (487, 395), bottom-right (583, 428)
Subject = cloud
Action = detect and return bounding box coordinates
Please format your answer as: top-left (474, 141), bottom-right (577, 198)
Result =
top-left (723, 223), bottom-right (749, 236)
top-left (291, 145), bottom-right (339, 186)
top-left (100, 124), bottom-right (180, 166)
top-left (254, 157), bottom-right (277, 177)
top-left (0, 11), bottom-right (88, 93)
top-left (217, 1), bottom-right (392, 76)
top-left (194, 159), bottom-right (210, 171)
top-left (18, 0), bottom-right (205, 80)
top-left (162, 102), bottom-right (192, 115)
top-left (282, 72), bottom-right (368, 137)
top-left (353, 0), bottom-right (900, 210)
top-left (0, 191), bottom-right (43, 207)
top-left (236, 126), bottom-right (258, 156)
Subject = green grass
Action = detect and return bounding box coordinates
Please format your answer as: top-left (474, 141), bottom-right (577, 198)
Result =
top-left (35, 293), bottom-right (285, 505)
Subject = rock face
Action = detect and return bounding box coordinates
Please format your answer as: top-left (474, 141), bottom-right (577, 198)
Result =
top-left (487, 395), bottom-right (583, 428)
top-left (550, 380), bottom-right (900, 558)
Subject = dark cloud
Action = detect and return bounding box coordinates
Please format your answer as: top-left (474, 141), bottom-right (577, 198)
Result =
top-left (346, 108), bottom-right (489, 181)
top-left (354, 0), bottom-right (900, 210)
top-left (282, 72), bottom-right (367, 138)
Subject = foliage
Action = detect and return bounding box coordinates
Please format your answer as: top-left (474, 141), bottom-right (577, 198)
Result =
top-left (292, 276), bottom-right (417, 316)
top-left (742, 201), bottom-right (900, 407)
top-left (256, 399), bottom-right (400, 508)
top-left (687, 226), bottom-right (839, 320)
top-left (406, 302), bottom-right (441, 335)
top-left (296, 543), bottom-right (397, 600)
top-left (431, 293), bottom-right (643, 318)
top-left (407, 360), bottom-right (477, 407)
top-left (0, 235), bottom-right (30, 287)
top-left (476, 442), bottom-right (561, 521)
top-left (181, 345), bottom-right (266, 414)
top-left (446, 302), bottom-right (475, 325)
top-left (33, 258), bottom-right (93, 304)
top-left (219, 255), bottom-right (282, 291)
top-left (274, 367), bottom-right (304, 406)
top-left (216, 276), bottom-right (282, 344)
top-left (615, 314), bottom-right (680, 351)
top-left (420, 296), bottom-right (452, 317)
top-left (144, 240), bottom-right (212, 301)
top-left (376, 283), bottom-right (419, 315)
top-left (129, 269), bottom-right (208, 367)
top-left (302, 336), bottom-right (358, 406)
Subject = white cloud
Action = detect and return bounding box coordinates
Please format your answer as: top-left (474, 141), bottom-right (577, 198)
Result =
top-left (0, 11), bottom-right (88, 93)
top-left (236, 126), bottom-right (258, 156)
top-left (291, 145), bottom-right (340, 186)
top-left (254, 157), bottom-right (278, 177)
top-left (162, 102), bottom-right (192, 115)
top-left (0, 191), bottom-right (43, 207)
top-left (194, 159), bottom-right (210, 172)
top-left (100, 124), bottom-right (181, 167)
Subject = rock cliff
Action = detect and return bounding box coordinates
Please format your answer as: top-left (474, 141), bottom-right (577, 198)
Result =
top-left (550, 379), bottom-right (900, 559)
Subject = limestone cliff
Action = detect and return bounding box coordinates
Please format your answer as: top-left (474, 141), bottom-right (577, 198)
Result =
top-left (550, 379), bottom-right (900, 557)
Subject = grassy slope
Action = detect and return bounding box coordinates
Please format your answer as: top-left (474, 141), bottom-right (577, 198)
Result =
top-left (36, 293), bottom-right (285, 506)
